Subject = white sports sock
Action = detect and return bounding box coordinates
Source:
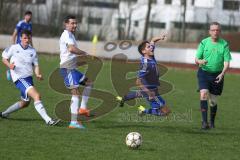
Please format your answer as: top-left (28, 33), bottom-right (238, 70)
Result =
top-left (80, 85), bottom-right (92, 109)
top-left (71, 95), bottom-right (79, 122)
top-left (2, 102), bottom-right (21, 116)
top-left (34, 101), bottom-right (51, 123)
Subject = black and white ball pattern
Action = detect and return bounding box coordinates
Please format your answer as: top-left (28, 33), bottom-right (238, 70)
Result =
top-left (125, 132), bottom-right (142, 149)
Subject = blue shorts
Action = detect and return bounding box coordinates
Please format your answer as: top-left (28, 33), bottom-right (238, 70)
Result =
top-left (15, 77), bottom-right (34, 101)
top-left (139, 88), bottom-right (165, 108)
top-left (197, 68), bottom-right (224, 95)
top-left (60, 68), bottom-right (86, 89)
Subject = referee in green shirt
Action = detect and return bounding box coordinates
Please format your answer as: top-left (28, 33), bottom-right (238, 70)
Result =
top-left (195, 22), bottom-right (232, 129)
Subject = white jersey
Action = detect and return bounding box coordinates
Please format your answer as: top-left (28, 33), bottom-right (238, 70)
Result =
top-left (2, 44), bottom-right (38, 82)
top-left (59, 30), bottom-right (78, 69)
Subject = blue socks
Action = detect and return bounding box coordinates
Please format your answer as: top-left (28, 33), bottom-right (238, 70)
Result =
top-left (144, 108), bottom-right (161, 116)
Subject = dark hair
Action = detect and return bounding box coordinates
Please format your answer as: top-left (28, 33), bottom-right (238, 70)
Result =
top-left (209, 22), bottom-right (221, 29)
top-left (24, 11), bottom-right (32, 15)
top-left (138, 40), bottom-right (149, 55)
top-left (64, 15), bottom-right (76, 23)
top-left (21, 30), bottom-right (32, 37)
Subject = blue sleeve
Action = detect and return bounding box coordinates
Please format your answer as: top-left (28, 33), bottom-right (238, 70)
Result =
top-left (29, 23), bottom-right (32, 32)
top-left (16, 21), bottom-right (22, 32)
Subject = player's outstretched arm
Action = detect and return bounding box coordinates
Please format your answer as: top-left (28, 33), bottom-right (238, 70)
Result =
top-left (67, 45), bottom-right (88, 56)
top-left (34, 65), bottom-right (43, 80)
top-left (2, 58), bottom-right (15, 70)
top-left (150, 34), bottom-right (167, 43)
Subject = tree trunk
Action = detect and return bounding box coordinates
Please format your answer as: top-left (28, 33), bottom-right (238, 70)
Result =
top-left (181, 0), bottom-right (186, 42)
top-left (117, 0), bottom-right (122, 40)
top-left (126, 9), bottom-right (132, 39)
top-left (0, 0), bottom-right (3, 30)
top-left (143, 0), bottom-right (152, 40)
top-left (18, 0), bottom-right (23, 20)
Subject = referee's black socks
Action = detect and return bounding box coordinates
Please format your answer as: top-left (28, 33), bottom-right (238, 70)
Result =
top-left (210, 105), bottom-right (217, 125)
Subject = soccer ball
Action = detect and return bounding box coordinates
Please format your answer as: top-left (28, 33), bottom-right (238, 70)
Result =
top-left (125, 132), bottom-right (142, 149)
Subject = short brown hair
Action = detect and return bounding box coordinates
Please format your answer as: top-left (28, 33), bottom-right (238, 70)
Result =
top-left (138, 41), bottom-right (149, 55)
top-left (24, 11), bottom-right (32, 15)
top-left (64, 15), bottom-right (76, 23)
top-left (21, 30), bottom-right (32, 37)
top-left (209, 22), bottom-right (221, 29)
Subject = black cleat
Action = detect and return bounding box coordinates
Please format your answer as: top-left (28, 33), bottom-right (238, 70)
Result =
top-left (0, 112), bottom-right (9, 118)
top-left (210, 122), bottom-right (215, 129)
top-left (47, 119), bottom-right (61, 126)
top-left (201, 121), bottom-right (209, 130)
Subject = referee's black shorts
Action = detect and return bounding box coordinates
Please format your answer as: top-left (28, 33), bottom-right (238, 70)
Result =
top-left (197, 68), bottom-right (224, 95)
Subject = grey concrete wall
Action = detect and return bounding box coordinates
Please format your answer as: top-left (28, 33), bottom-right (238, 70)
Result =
top-left (0, 34), bottom-right (239, 68)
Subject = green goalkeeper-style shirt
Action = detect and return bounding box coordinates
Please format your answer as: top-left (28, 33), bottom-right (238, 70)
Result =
top-left (196, 37), bottom-right (232, 73)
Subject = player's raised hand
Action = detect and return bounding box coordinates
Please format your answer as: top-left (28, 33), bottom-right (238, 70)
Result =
top-left (151, 33), bottom-right (167, 42)
top-left (159, 32), bottom-right (167, 40)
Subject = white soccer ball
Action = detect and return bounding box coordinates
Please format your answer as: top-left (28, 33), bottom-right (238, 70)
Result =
top-left (125, 132), bottom-right (142, 149)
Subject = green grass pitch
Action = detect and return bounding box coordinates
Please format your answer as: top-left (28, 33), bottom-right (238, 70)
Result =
top-left (0, 54), bottom-right (240, 160)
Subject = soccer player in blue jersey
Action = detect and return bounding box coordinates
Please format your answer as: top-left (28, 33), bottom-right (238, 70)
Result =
top-left (59, 15), bottom-right (93, 129)
top-left (116, 35), bottom-right (170, 116)
top-left (12, 11), bottom-right (33, 45)
top-left (0, 30), bottom-right (60, 126)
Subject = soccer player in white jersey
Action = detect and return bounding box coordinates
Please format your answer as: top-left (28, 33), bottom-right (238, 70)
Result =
top-left (0, 30), bottom-right (60, 126)
top-left (59, 15), bottom-right (93, 129)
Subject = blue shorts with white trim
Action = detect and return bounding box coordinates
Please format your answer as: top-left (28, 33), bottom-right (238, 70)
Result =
top-left (60, 68), bottom-right (86, 89)
top-left (15, 76), bottom-right (34, 101)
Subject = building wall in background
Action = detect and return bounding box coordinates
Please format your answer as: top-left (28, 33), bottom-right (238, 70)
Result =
top-left (0, 0), bottom-right (239, 42)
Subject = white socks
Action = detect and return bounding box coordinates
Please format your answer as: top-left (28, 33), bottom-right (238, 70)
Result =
top-left (34, 101), bottom-right (51, 123)
top-left (2, 102), bottom-right (21, 116)
top-left (70, 95), bottom-right (79, 122)
top-left (80, 85), bottom-right (92, 109)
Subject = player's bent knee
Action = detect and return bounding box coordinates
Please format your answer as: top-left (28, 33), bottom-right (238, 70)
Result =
top-left (87, 81), bottom-right (94, 87)
top-left (82, 78), bottom-right (93, 87)
top-left (71, 88), bottom-right (80, 96)
top-left (37, 93), bottom-right (41, 100)
top-left (32, 93), bottom-right (41, 101)
top-left (20, 100), bottom-right (30, 108)
top-left (200, 90), bottom-right (208, 100)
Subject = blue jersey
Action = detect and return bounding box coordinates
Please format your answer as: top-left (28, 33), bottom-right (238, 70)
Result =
top-left (15, 20), bottom-right (32, 44)
top-left (138, 56), bottom-right (160, 88)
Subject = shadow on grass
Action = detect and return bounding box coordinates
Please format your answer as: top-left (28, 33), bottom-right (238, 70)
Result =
top-left (1, 118), bottom-right (42, 122)
top-left (91, 121), bottom-right (240, 136)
